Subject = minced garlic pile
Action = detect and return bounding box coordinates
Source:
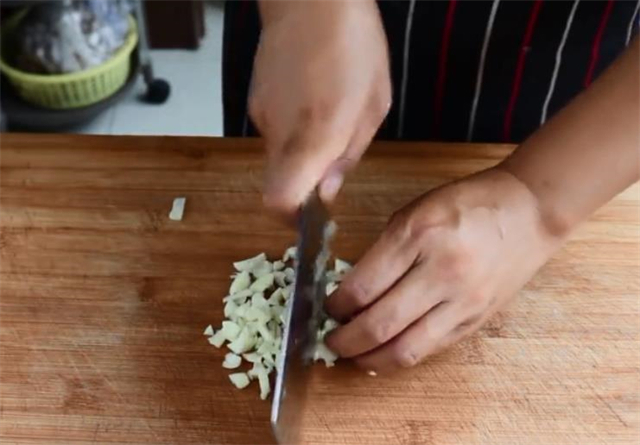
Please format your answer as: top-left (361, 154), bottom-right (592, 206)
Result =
top-left (204, 248), bottom-right (351, 399)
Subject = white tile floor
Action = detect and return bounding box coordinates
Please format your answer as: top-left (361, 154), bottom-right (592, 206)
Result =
top-left (77, 2), bottom-right (224, 137)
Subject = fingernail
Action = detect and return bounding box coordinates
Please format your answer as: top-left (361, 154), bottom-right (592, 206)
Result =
top-left (319, 173), bottom-right (344, 202)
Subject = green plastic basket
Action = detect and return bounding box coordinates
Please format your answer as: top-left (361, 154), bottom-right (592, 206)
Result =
top-left (0, 10), bottom-right (138, 109)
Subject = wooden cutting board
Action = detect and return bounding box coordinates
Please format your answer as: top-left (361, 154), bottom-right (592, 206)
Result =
top-left (0, 134), bottom-right (638, 445)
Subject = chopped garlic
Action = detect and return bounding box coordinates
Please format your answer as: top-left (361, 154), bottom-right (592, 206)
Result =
top-left (233, 253), bottom-right (267, 273)
top-left (274, 271), bottom-right (287, 288)
top-left (283, 246), bottom-right (297, 262)
top-left (262, 353), bottom-right (276, 368)
top-left (229, 373), bottom-right (250, 389)
top-left (229, 271), bottom-right (251, 295)
top-left (326, 282), bottom-right (338, 296)
top-left (270, 304), bottom-right (284, 320)
top-left (247, 361), bottom-right (273, 399)
top-left (233, 304), bottom-right (247, 319)
top-left (221, 321), bottom-right (241, 341)
top-left (168, 197), bottom-right (186, 221)
top-left (208, 330), bottom-right (226, 348)
top-left (256, 341), bottom-right (278, 357)
top-left (334, 258), bottom-right (352, 274)
top-left (251, 292), bottom-right (268, 309)
top-left (205, 244), bottom-right (348, 400)
top-left (250, 273), bottom-right (274, 292)
top-left (325, 270), bottom-right (342, 283)
top-left (322, 318), bottom-right (340, 333)
top-left (252, 261), bottom-right (273, 278)
top-left (247, 362), bottom-right (264, 379)
top-left (243, 352), bottom-right (262, 363)
top-left (313, 342), bottom-right (338, 367)
top-left (243, 306), bottom-right (268, 323)
top-left (224, 300), bottom-right (239, 318)
top-left (268, 288), bottom-right (284, 305)
top-left (227, 328), bottom-right (256, 354)
top-left (281, 285), bottom-right (293, 300)
top-left (257, 323), bottom-right (273, 342)
top-left (222, 353), bottom-right (243, 369)
top-left (283, 268), bottom-right (295, 283)
top-left (312, 318), bottom-right (340, 367)
top-left (258, 368), bottom-right (271, 400)
top-left (225, 289), bottom-right (252, 303)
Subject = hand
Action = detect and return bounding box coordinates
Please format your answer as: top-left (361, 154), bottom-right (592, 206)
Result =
top-left (325, 168), bottom-right (564, 373)
top-left (250, 0), bottom-right (391, 215)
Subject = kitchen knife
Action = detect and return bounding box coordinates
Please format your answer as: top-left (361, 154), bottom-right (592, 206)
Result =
top-left (271, 190), bottom-right (333, 445)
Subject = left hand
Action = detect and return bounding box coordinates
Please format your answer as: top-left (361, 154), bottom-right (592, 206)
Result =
top-left (325, 167), bottom-right (564, 373)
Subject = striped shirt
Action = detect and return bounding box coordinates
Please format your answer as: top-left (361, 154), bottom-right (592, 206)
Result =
top-left (223, 0), bottom-right (640, 143)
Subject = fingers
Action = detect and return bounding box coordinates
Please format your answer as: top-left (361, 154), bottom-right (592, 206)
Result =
top-left (263, 121), bottom-right (351, 215)
top-left (326, 264), bottom-right (445, 358)
top-left (263, 89), bottom-right (387, 213)
top-left (325, 228), bottom-right (419, 322)
top-left (318, 169), bottom-right (346, 203)
top-left (319, 117), bottom-right (379, 201)
top-left (353, 301), bottom-right (482, 374)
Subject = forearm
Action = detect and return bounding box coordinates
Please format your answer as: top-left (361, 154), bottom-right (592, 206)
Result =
top-left (500, 38), bottom-right (639, 238)
top-left (258, 0), bottom-right (377, 26)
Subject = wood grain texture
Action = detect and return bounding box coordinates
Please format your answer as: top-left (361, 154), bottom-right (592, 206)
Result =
top-left (0, 134), bottom-right (638, 445)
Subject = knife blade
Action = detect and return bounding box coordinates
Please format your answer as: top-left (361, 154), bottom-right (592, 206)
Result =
top-left (271, 190), bottom-right (333, 445)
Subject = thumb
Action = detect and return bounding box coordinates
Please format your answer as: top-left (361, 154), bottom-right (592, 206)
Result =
top-left (263, 125), bottom-right (350, 214)
top-left (318, 119), bottom-right (379, 202)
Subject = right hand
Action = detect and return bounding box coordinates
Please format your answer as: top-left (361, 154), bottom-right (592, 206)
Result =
top-left (250, 0), bottom-right (391, 215)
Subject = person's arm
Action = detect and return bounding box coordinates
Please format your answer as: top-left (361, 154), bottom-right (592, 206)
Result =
top-left (500, 38), bottom-right (639, 239)
top-left (252, 0), bottom-right (390, 215)
top-left (325, 39), bottom-right (639, 373)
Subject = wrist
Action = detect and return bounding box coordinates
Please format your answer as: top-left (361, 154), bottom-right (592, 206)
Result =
top-left (494, 161), bottom-right (576, 241)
